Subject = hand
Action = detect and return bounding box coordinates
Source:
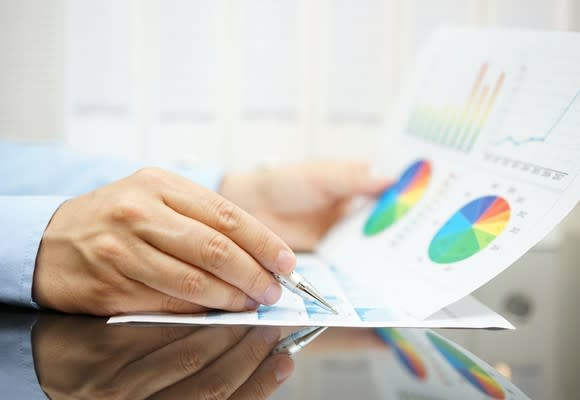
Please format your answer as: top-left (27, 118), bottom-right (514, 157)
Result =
top-left (33, 167), bottom-right (297, 315)
top-left (220, 162), bottom-right (389, 251)
top-left (33, 315), bottom-right (294, 399)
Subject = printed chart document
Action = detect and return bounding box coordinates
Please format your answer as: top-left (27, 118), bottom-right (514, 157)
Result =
top-left (109, 28), bottom-right (580, 328)
top-left (110, 254), bottom-right (513, 328)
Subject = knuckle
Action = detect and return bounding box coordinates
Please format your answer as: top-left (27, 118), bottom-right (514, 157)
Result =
top-left (225, 290), bottom-right (247, 311)
top-left (213, 198), bottom-right (240, 233)
top-left (93, 234), bottom-right (125, 262)
top-left (160, 325), bottom-right (189, 342)
top-left (110, 200), bottom-right (146, 224)
top-left (134, 166), bottom-right (166, 185)
top-left (160, 295), bottom-right (185, 313)
top-left (246, 267), bottom-right (269, 297)
top-left (230, 327), bottom-right (249, 342)
top-left (202, 233), bottom-right (232, 270)
top-left (177, 343), bottom-right (205, 374)
top-left (180, 271), bottom-right (204, 299)
top-left (252, 232), bottom-right (271, 259)
top-left (243, 339), bottom-right (267, 365)
top-left (202, 374), bottom-right (232, 400)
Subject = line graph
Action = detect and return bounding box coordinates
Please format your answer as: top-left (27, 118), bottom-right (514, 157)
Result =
top-left (494, 87), bottom-right (580, 146)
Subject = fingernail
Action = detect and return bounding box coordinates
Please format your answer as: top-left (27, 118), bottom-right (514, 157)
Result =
top-left (261, 326), bottom-right (281, 344)
top-left (274, 249), bottom-right (296, 274)
top-left (245, 298), bottom-right (259, 310)
top-left (263, 283), bottom-right (282, 305)
top-left (274, 356), bottom-right (294, 382)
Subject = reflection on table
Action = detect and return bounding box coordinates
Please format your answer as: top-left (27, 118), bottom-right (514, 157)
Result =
top-left (0, 310), bottom-right (530, 399)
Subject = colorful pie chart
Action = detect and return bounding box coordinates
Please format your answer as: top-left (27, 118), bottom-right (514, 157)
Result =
top-left (429, 195), bottom-right (510, 264)
top-left (376, 328), bottom-right (427, 380)
top-left (427, 332), bottom-right (505, 399)
top-left (364, 159), bottom-right (432, 236)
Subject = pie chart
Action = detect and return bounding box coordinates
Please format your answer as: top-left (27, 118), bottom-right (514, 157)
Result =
top-left (429, 195), bottom-right (510, 264)
top-left (376, 328), bottom-right (427, 380)
top-left (427, 332), bottom-right (505, 399)
top-left (364, 159), bottom-right (432, 236)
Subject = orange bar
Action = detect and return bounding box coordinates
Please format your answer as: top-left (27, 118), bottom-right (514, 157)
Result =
top-left (447, 63), bottom-right (488, 146)
top-left (457, 83), bottom-right (490, 150)
top-left (466, 72), bottom-right (506, 151)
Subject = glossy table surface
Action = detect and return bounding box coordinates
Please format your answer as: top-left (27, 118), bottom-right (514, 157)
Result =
top-left (0, 305), bottom-right (530, 399)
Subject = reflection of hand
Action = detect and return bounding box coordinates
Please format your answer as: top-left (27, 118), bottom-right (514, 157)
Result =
top-left (221, 162), bottom-right (389, 251)
top-left (34, 168), bottom-right (297, 315)
top-left (33, 315), bottom-right (294, 399)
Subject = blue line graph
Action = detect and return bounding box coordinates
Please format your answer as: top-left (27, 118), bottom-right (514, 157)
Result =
top-left (494, 87), bottom-right (580, 146)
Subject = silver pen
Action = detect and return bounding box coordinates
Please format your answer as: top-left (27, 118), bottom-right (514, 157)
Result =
top-left (271, 326), bottom-right (329, 356)
top-left (273, 271), bottom-right (338, 314)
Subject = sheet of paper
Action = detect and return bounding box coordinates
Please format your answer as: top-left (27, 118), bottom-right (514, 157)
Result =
top-left (318, 28), bottom-right (580, 319)
top-left (109, 255), bottom-right (513, 329)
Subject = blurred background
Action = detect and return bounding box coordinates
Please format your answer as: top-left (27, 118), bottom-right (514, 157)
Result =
top-left (1, 1), bottom-right (579, 399)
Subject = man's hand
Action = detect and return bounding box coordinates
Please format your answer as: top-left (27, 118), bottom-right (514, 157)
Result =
top-left (220, 162), bottom-right (389, 251)
top-left (33, 167), bottom-right (296, 315)
top-left (33, 315), bottom-right (294, 399)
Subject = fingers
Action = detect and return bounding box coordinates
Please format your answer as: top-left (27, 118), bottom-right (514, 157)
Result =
top-left (126, 283), bottom-right (209, 314)
top-left (159, 175), bottom-right (296, 275)
top-left (136, 204), bottom-right (283, 306)
top-left (149, 326), bottom-right (281, 400)
top-left (121, 239), bottom-right (261, 312)
top-left (230, 354), bottom-right (294, 399)
top-left (113, 326), bottom-right (249, 399)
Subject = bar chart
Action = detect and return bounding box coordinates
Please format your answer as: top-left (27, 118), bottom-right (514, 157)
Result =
top-left (406, 63), bottom-right (505, 153)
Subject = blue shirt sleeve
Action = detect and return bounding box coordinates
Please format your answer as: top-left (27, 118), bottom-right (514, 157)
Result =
top-left (0, 139), bottom-right (224, 307)
top-left (0, 139), bottom-right (224, 195)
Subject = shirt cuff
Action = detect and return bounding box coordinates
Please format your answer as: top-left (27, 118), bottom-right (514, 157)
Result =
top-left (0, 196), bottom-right (69, 307)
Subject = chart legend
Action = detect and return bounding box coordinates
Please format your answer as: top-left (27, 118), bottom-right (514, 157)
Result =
top-left (364, 159), bottom-right (431, 236)
top-left (427, 332), bottom-right (505, 399)
top-left (429, 196), bottom-right (510, 264)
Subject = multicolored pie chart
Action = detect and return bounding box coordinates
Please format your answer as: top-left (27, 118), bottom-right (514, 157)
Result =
top-left (364, 159), bottom-right (432, 236)
top-left (429, 195), bottom-right (510, 264)
top-left (376, 328), bottom-right (427, 380)
top-left (426, 332), bottom-right (505, 399)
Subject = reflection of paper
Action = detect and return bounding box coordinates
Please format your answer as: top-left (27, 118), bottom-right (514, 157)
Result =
top-left (370, 328), bottom-right (531, 399)
top-left (109, 255), bottom-right (512, 329)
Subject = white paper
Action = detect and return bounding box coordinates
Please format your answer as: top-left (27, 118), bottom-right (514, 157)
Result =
top-left (318, 28), bottom-right (580, 319)
top-left (109, 254), bottom-right (513, 329)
